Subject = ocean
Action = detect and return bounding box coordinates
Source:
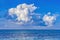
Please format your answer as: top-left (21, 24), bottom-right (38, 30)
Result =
top-left (0, 30), bottom-right (60, 40)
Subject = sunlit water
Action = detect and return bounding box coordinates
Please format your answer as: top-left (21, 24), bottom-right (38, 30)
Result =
top-left (0, 30), bottom-right (60, 40)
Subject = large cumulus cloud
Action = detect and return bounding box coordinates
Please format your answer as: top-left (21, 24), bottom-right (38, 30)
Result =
top-left (9, 3), bottom-right (37, 23)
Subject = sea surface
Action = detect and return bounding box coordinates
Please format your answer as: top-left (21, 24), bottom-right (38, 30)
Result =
top-left (0, 30), bottom-right (60, 40)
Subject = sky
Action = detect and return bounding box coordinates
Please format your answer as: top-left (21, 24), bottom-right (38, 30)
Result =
top-left (0, 0), bottom-right (60, 29)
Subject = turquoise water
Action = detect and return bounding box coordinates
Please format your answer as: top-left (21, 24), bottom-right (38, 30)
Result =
top-left (0, 30), bottom-right (60, 40)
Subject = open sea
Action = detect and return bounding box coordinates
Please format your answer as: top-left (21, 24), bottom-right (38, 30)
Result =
top-left (0, 30), bottom-right (60, 40)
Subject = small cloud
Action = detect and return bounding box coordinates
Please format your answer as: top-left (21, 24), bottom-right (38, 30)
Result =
top-left (8, 3), bottom-right (37, 23)
top-left (43, 12), bottom-right (57, 27)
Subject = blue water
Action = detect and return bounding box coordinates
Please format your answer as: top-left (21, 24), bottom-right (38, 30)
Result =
top-left (0, 30), bottom-right (60, 40)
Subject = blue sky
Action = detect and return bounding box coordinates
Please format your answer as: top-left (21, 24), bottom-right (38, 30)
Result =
top-left (0, 0), bottom-right (60, 29)
top-left (0, 0), bottom-right (60, 12)
top-left (0, 0), bottom-right (60, 18)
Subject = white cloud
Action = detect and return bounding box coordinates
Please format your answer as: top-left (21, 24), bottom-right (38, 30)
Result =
top-left (8, 3), bottom-right (58, 27)
top-left (8, 3), bottom-right (37, 23)
top-left (43, 12), bottom-right (57, 26)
